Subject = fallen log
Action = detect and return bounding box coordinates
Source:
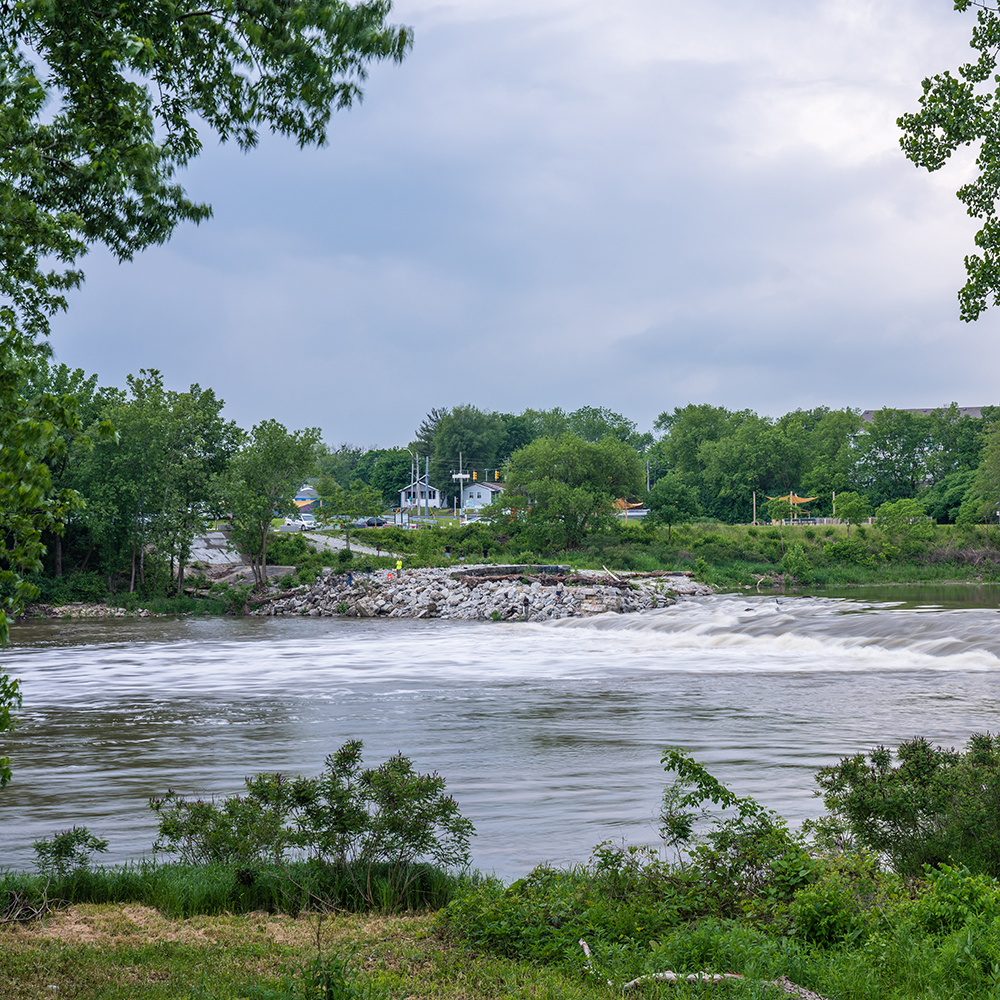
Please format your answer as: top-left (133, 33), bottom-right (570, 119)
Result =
top-left (578, 940), bottom-right (833, 999)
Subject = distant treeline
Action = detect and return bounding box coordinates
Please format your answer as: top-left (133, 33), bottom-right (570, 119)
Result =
top-left (330, 401), bottom-right (1000, 524)
top-left (22, 357), bottom-right (1000, 597)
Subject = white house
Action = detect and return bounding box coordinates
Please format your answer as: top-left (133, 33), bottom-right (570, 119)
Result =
top-left (399, 479), bottom-right (444, 508)
top-left (461, 481), bottom-right (505, 511)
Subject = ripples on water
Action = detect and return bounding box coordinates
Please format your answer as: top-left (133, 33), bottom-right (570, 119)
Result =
top-left (2, 590), bottom-right (1000, 878)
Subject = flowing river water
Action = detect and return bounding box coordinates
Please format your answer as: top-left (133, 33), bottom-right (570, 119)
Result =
top-left (3, 585), bottom-right (1000, 879)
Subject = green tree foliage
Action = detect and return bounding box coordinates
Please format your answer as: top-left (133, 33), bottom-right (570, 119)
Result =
top-left (852, 409), bottom-right (933, 507)
top-left (874, 497), bottom-right (935, 557)
top-left (0, 0), bottom-right (412, 339)
top-left (815, 734), bottom-right (1000, 877)
top-left (898, 0), bottom-right (1000, 320)
top-left (499, 435), bottom-right (645, 549)
top-left (646, 473), bottom-right (700, 541)
top-left (834, 491), bottom-right (871, 536)
top-left (651, 406), bottom-right (860, 521)
top-left (150, 740), bottom-right (474, 908)
top-left (958, 422), bottom-right (1000, 527)
top-left (227, 421), bottom-right (320, 587)
top-left (922, 469), bottom-right (978, 524)
top-left (429, 405), bottom-right (507, 497)
top-left (75, 370), bottom-right (241, 593)
top-left (0, 671), bottom-right (21, 788)
top-left (651, 404), bottom-right (744, 482)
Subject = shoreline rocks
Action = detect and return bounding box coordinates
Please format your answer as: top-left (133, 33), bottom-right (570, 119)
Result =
top-left (248, 565), bottom-right (713, 622)
top-left (19, 603), bottom-right (161, 620)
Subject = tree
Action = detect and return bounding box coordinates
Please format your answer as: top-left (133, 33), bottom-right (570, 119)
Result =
top-left (228, 421), bottom-right (321, 587)
top-left (0, 0), bottom-right (410, 783)
top-left (834, 491), bottom-right (871, 537)
top-left (646, 473), bottom-right (701, 541)
top-left (0, 671), bottom-right (21, 788)
top-left (430, 405), bottom-right (507, 500)
top-left (317, 480), bottom-right (384, 549)
top-left (898, 0), bottom-right (1000, 320)
top-left (0, 338), bottom-right (108, 788)
top-left (500, 435), bottom-right (644, 549)
top-left (0, 0), bottom-right (412, 340)
top-left (852, 409), bottom-right (933, 507)
top-left (874, 497), bottom-right (935, 558)
top-left (815, 734), bottom-right (1000, 877)
top-left (957, 423), bottom-right (1000, 529)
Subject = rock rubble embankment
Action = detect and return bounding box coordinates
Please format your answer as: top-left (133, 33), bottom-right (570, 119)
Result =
top-left (249, 566), bottom-right (713, 622)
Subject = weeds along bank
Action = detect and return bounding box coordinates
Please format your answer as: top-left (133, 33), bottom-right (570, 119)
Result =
top-left (7, 736), bottom-right (1000, 999)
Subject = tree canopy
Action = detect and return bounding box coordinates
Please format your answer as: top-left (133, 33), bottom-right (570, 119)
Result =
top-left (899, 0), bottom-right (1000, 320)
top-left (499, 435), bottom-right (645, 549)
top-left (1, 0), bottom-right (412, 337)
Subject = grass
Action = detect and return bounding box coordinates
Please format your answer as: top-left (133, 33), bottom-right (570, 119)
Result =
top-left (0, 906), bottom-right (615, 1000)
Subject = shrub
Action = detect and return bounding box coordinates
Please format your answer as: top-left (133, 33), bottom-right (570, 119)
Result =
top-left (149, 740), bottom-right (474, 910)
top-left (33, 826), bottom-right (109, 881)
top-left (814, 733), bottom-right (1000, 877)
top-left (659, 748), bottom-right (816, 914)
top-left (782, 542), bottom-right (812, 584)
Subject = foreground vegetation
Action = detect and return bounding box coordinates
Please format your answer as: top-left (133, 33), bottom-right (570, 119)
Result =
top-left (7, 737), bottom-right (1000, 999)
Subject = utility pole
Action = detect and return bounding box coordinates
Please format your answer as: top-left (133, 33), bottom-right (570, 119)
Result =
top-left (752, 491), bottom-right (757, 525)
top-left (425, 455), bottom-right (430, 518)
top-left (452, 451), bottom-right (469, 517)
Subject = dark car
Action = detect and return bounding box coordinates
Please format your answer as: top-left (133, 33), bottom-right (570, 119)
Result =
top-left (366, 517), bottom-right (388, 527)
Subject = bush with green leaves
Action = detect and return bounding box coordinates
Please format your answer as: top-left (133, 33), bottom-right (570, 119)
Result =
top-left (150, 740), bottom-right (474, 909)
top-left (781, 541), bottom-right (812, 584)
top-left (660, 747), bottom-right (816, 913)
top-left (438, 843), bottom-right (688, 972)
top-left (814, 733), bottom-right (1000, 877)
top-left (33, 826), bottom-right (109, 880)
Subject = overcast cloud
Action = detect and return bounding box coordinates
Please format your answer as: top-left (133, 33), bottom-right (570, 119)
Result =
top-left (46, 0), bottom-right (998, 446)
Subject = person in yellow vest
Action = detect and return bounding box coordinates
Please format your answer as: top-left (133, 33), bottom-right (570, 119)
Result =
top-left (396, 558), bottom-right (403, 578)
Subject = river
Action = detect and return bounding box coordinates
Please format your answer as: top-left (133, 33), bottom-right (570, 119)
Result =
top-left (2, 586), bottom-right (1000, 878)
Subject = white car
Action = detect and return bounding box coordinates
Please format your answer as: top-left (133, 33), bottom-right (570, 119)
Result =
top-left (285, 514), bottom-right (318, 531)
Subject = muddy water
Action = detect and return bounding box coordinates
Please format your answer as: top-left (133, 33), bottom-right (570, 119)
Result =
top-left (3, 588), bottom-right (1000, 878)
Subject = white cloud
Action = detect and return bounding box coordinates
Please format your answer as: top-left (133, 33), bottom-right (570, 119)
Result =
top-left (47, 0), bottom-right (999, 444)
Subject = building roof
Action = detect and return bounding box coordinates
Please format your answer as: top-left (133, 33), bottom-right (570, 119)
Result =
top-left (861, 406), bottom-right (985, 423)
top-left (463, 481), bottom-right (505, 493)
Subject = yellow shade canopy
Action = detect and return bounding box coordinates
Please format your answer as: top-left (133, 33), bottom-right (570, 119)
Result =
top-left (766, 493), bottom-right (818, 506)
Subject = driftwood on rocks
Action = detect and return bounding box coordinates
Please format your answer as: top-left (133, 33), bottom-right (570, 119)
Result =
top-left (578, 940), bottom-right (833, 1000)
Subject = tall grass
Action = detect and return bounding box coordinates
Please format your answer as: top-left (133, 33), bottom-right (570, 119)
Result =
top-left (1, 860), bottom-right (462, 921)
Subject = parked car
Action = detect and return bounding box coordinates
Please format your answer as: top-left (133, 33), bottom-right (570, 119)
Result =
top-left (285, 514), bottom-right (318, 531)
top-left (366, 517), bottom-right (388, 527)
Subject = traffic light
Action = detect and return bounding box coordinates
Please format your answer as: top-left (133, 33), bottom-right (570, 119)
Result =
top-left (494, 469), bottom-right (499, 480)
top-left (472, 470), bottom-right (477, 480)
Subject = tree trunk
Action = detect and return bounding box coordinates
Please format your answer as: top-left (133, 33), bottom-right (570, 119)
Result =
top-left (129, 541), bottom-right (137, 593)
top-left (54, 534), bottom-right (62, 578)
top-left (78, 543), bottom-right (95, 573)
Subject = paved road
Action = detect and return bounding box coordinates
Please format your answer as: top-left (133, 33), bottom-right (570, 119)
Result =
top-left (300, 530), bottom-right (400, 559)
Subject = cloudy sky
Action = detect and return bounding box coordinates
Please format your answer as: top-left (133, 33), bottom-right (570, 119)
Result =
top-left (47, 0), bottom-right (999, 446)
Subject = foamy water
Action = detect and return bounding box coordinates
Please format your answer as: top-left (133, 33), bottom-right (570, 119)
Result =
top-left (2, 591), bottom-right (1000, 877)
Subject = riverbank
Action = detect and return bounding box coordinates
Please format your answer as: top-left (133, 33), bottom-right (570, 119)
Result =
top-left (18, 602), bottom-right (164, 620)
top-left (248, 564), bottom-right (714, 620)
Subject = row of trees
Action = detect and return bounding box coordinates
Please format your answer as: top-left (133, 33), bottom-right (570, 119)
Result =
top-left (320, 402), bottom-right (1000, 539)
top-left (21, 363), bottom-right (321, 594)
top-left (17, 379), bottom-right (1000, 602)
top-left (321, 405), bottom-right (651, 508)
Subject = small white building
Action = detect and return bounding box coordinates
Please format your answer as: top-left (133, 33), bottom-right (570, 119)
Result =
top-left (399, 479), bottom-right (444, 508)
top-left (461, 481), bottom-right (505, 511)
